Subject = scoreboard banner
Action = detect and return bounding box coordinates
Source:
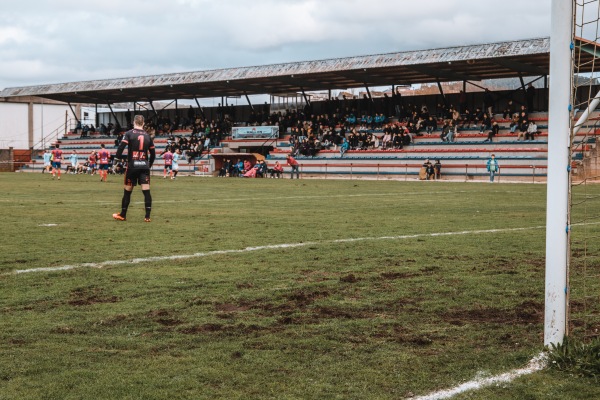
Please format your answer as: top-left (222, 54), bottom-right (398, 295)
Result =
top-left (231, 126), bottom-right (279, 140)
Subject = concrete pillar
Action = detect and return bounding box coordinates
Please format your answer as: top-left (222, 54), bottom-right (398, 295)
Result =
top-left (28, 102), bottom-right (34, 150)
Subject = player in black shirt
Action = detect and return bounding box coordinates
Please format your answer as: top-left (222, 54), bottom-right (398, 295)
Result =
top-left (112, 115), bottom-right (156, 222)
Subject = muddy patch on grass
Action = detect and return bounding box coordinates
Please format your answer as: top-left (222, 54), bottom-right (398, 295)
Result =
top-left (179, 322), bottom-right (275, 336)
top-left (215, 303), bottom-right (251, 313)
top-left (68, 287), bottom-right (120, 306)
top-left (441, 300), bottom-right (543, 325)
top-left (340, 274), bottom-right (359, 283)
top-left (146, 309), bottom-right (184, 326)
top-left (297, 270), bottom-right (336, 283)
top-left (373, 324), bottom-right (439, 346)
top-left (380, 271), bottom-right (419, 280)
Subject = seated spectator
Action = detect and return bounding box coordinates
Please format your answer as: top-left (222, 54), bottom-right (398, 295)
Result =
top-left (382, 127), bottom-right (392, 149)
top-left (502, 100), bottom-right (515, 120)
top-left (258, 160), bottom-right (268, 177)
top-left (517, 111), bottom-right (529, 140)
top-left (445, 121), bottom-right (458, 142)
top-left (219, 159), bottom-right (231, 177)
top-left (243, 164), bottom-right (259, 178)
top-left (232, 159), bottom-right (244, 177)
top-left (479, 113), bottom-right (492, 134)
top-left (270, 161), bottom-right (284, 178)
top-left (340, 137), bottom-right (350, 157)
top-left (392, 133), bottom-right (403, 149)
top-left (374, 113), bottom-right (386, 127)
top-left (425, 116), bottom-right (437, 134)
top-left (525, 121), bottom-right (538, 141)
top-left (242, 159), bottom-right (252, 174)
top-left (509, 113), bottom-right (519, 133)
top-left (483, 121), bottom-right (500, 142)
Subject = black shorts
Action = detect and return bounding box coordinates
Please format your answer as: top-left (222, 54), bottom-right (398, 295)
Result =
top-left (124, 168), bottom-right (151, 186)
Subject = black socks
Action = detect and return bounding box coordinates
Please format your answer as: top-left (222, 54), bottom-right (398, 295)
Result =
top-left (143, 190), bottom-right (152, 219)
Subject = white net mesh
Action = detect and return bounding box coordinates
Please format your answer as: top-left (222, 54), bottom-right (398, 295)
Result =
top-left (569, 0), bottom-right (600, 340)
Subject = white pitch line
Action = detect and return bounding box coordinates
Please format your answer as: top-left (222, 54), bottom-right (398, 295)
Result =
top-left (412, 353), bottom-right (547, 400)
top-left (12, 225), bottom-right (545, 275)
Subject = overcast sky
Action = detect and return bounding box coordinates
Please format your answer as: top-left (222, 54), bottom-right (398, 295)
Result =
top-left (0, 0), bottom-right (551, 91)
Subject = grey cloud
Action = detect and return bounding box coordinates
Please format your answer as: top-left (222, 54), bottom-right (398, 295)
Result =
top-left (0, 0), bottom-right (551, 90)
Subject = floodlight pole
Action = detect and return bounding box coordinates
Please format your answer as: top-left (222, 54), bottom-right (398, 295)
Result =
top-left (545, 0), bottom-right (573, 347)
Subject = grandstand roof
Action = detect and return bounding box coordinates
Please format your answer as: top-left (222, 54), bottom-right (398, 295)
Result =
top-left (0, 37), bottom-right (588, 104)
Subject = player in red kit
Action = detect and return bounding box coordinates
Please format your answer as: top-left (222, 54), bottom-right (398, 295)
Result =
top-left (88, 151), bottom-right (97, 176)
top-left (162, 149), bottom-right (173, 179)
top-left (51, 144), bottom-right (63, 180)
top-left (97, 144), bottom-right (111, 182)
top-left (112, 115), bottom-right (156, 222)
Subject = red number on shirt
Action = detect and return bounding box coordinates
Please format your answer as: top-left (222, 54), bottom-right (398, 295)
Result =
top-left (138, 135), bottom-right (145, 151)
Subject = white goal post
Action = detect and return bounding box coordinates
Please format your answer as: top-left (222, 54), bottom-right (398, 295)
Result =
top-left (544, 0), bottom-right (573, 347)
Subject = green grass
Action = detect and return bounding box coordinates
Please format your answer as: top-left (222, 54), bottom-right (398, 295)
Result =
top-left (1, 172), bottom-right (599, 399)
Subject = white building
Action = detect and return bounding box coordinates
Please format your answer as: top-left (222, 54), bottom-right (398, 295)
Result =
top-left (0, 97), bottom-right (76, 150)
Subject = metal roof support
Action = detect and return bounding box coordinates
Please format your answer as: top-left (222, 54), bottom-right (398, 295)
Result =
top-left (159, 100), bottom-right (175, 111)
top-left (436, 79), bottom-right (448, 108)
top-left (300, 87), bottom-right (311, 108)
top-left (518, 73), bottom-right (527, 94)
top-left (244, 91), bottom-right (255, 112)
top-left (95, 103), bottom-right (99, 127)
top-left (465, 80), bottom-right (487, 91)
top-left (194, 98), bottom-right (206, 119)
top-left (67, 102), bottom-right (80, 124)
top-left (364, 84), bottom-right (374, 102)
top-left (148, 100), bottom-right (159, 120)
top-left (107, 103), bottom-right (119, 125)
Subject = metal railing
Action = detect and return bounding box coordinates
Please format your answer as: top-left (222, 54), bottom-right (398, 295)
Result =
top-left (31, 117), bottom-right (78, 153)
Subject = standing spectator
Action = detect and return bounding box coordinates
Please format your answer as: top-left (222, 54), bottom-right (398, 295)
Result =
top-left (286, 153), bottom-right (300, 179)
top-left (434, 160), bottom-right (442, 180)
top-left (486, 154), bottom-right (500, 183)
top-left (459, 90), bottom-right (467, 113)
top-left (426, 160), bottom-right (435, 180)
top-left (420, 159), bottom-right (432, 180)
top-left (526, 83), bottom-right (536, 112)
top-left (483, 89), bottom-right (495, 117)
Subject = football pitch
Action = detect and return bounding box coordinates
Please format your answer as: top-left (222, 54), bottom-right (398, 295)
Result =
top-left (1, 173), bottom-right (599, 399)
